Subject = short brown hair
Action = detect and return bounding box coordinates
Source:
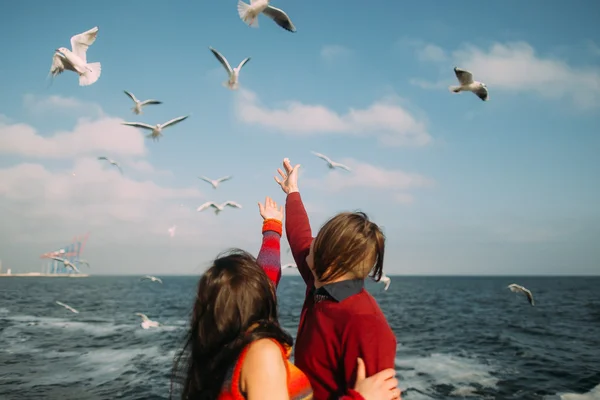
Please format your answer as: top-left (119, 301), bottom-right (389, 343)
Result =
top-left (312, 211), bottom-right (385, 283)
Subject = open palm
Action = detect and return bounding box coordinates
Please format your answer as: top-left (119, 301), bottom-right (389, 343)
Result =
top-left (274, 158), bottom-right (300, 194)
top-left (258, 196), bottom-right (284, 222)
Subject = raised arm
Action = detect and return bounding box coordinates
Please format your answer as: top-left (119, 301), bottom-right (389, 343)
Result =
top-left (257, 197), bottom-right (284, 288)
top-left (285, 192), bottom-right (314, 287)
top-left (257, 218), bottom-right (283, 288)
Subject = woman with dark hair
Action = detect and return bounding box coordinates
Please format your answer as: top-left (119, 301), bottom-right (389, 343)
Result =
top-left (171, 197), bottom-right (399, 400)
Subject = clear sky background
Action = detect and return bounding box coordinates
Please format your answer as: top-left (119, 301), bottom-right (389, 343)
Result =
top-left (0, 1), bottom-right (599, 275)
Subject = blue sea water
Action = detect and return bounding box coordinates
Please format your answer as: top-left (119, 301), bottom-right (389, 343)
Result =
top-left (0, 276), bottom-right (599, 400)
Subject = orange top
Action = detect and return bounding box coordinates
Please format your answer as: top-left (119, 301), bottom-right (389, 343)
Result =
top-left (218, 339), bottom-right (313, 400)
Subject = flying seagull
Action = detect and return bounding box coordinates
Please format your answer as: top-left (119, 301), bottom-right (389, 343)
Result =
top-left (311, 151), bottom-right (351, 171)
top-left (198, 175), bottom-right (233, 189)
top-left (74, 259), bottom-right (90, 268)
top-left (508, 284), bottom-right (534, 306)
top-left (449, 67), bottom-right (489, 101)
top-left (237, 0), bottom-right (296, 32)
top-left (197, 201), bottom-right (242, 215)
top-left (168, 225), bottom-right (176, 237)
top-left (49, 26), bottom-right (101, 86)
top-left (122, 116), bottom-right (189, 141)
top-left (282, 263), bottom-right (297, 269)
top-left (135, 313), bottom-right (160, 329)
top-left (56, 301), bottom-right (79, 314)
top-left (380, 274), bottom-right (391, 291)
top-left (49, 256), bottom-right (80, 273)
top-left (123, 90), bottom-right (162, 114)
top-left (141, 275), bottom-right (163, 284)
top-left (209, 47), bottom-right (250, 90)
top-left (98, 157), bottom-right (123, 174)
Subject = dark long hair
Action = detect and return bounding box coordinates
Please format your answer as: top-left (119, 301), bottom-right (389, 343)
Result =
top-left (171, 249), bottom-right (293, 400)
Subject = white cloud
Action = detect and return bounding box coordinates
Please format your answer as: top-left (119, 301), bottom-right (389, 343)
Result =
top-left (235, 89), bottom-right (432, 146)
top-left (320, 45), bottom-right (353, 63)
top-left (304, 158), bottom-right (434, 194)
top-left (411, 41), bottom-right (600, 109)
top-left (0, 113), bottom-right (146, 159)
top-left (23, 94), bottom-right (104, 118)
top-left (416, 44), bottom-right (447, 62)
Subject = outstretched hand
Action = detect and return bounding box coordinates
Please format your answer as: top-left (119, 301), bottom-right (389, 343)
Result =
top-left (258, 196), bottom-right (284, 222)
top-left (354, 358), bottom-right (402, 400)
top-left (274, 158), bottom-right (300, 195)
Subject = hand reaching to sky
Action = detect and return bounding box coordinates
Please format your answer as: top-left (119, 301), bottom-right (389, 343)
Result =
top-left (274, 158), bottom-right (300, 195)
top-left (258, 196), bottom-right (284, 223)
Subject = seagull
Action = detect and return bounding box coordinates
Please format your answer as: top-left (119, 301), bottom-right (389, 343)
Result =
top-left (56, 301), bottom-right (79, 314)
top-left (237, 0), bottom-right (296, 32)
top-left (198, 175), bottom-right (233, 189)
top-left (380, 274), bottom-right (391, 291)
top-left (121, 116), bottom-right (189, 141)
top-left (311, 151), bottom-right (351, 171)
top-left (508, 284), bottom-right (535, 306)
top-left (74, 259), bottom-right (90, 268)
top-left (135, 313), bottom-right (160, 329)
top-left (197, 201), bottom-right (242, 215)
top-left (282, 263), bottom-right (297, 269)
top-left (168, 225), bottom-right (176, 237)
top-left (141, 275), bottom-right (163, 284)
top-left (98, 157), bottom-right (123, 174)
top-left (49, 26), bottom-right (102, 86)
top-left (123, 90), bottom-right (162, 115)
top-left (449, 67), bottom-right (489, 101)
top-left (209, 47), bottom-right (250, 91)
top-left (49, 256), bottom-right (80, 273)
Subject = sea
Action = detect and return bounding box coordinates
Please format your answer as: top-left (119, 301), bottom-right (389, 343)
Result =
top-left (0, 276), bottom-right (599, 400)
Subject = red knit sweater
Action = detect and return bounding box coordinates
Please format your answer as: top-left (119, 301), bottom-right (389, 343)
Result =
top-left (284, 192), bottom-right (397, 400)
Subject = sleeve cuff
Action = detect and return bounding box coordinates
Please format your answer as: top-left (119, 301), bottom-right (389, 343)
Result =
top-left (262, 219), bottom-right (283, 236)
top-left (344, 389), bottom-right (365, 400)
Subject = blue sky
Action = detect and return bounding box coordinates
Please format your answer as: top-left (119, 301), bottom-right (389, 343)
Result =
top-left (0, 0), bottom-right (599, 275)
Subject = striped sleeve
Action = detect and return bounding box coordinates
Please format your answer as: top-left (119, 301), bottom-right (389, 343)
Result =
top-left (256, 218), bottom-right (283, 288)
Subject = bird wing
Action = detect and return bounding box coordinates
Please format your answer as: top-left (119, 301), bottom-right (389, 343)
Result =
top-left (198, 176), bottom-right (213, 184)
top-left (121, 122), bottom-right (155, 130)
top-left (197, 202), bottom-right (215, 212)
top-left (136, 313), bottom-right (149, 321)
top-left (216, 175), bottom-right (233, 183)
top-left (123, 90), bottom-right (138, 103)
top-left (97, 156), bottom-right (108, 161)
top-left (209, 47), bottom-right (233, 76)
top-left (262, 5), bottom-right (297, 32)
top-left (454, 67), bottom-right (474, 85)
top-left (332, 162), bottom-right (351, 171)
top-left (156, 278), bottom-right (163, 284)
top-left (224, 201), bottom-right (242, 209)
top-left (161, 115), bottom-right (189, 129)
top-left (70, 26), bottom-right (99, 64)
top-left (139, 100), bottom-right (162, 106)
top-left (235, 57), bottom-right (251, 72)
top-left (49, 53), bottom-right (72, 78)
top-left (311, 151), bottom-right (333, 164)
top-left (115, 163), bottom-right (123, 174)
top-left (50, 256), bottom-right (64, 262)
top-left (474, 86), bottom-right (489, 101)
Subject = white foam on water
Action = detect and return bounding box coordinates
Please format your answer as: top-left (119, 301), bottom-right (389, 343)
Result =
top-left (555, 384), bottom-right (600, 400)
top-left (0, 307), bottom-right (9, 315)
top-left (396, 353), bottom-right (499, 398)
top-left (6, 314), bottom-right (135, 335)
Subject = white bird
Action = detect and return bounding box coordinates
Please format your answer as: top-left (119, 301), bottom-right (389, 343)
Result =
top-left (141, 275), bottom-right (163, 284)
top-left (209, 47), bottom-right (251, 90)
top-left (123, 90), bottom-right (162, 115)
top-left (282, 263), bottom-right (297, 269)
top-left (121, 116), bottom-right (189, 141)
top-left (49, 26), bottom-right (102, 86)
top-left (380, 274), bottom-right (391, 291)
top-left (49, 256), bottom-right (80, 273)
top-left (198, 175), bottom-right (233, 189)
top-left (168, 225), bottom-right (176, 237)
top-left (449, 67), bottom-right (489, 101)
top-left (97, 156), bottom-right (123, 174)
top-left (74, 259), bottom-right (90, 268)
top-left (311, 151), bottom-right (351, 171)
top-left (237, 0), bottom-right (296, 32)
top-left (508, 283), bottom-right (535, 306)
top-left (197, 201), bottom-right (242, 215)
top-left (135, 313), bottom-right (160, 329)
top-left (56, 301), bottom-right (79, 314)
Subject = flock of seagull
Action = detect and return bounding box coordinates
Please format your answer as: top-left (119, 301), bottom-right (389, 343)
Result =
top-left (44, 1), bottom-right (534, 321)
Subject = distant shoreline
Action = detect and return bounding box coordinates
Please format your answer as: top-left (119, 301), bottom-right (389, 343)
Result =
top-left (0, 273), bottom-right (90, 278)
